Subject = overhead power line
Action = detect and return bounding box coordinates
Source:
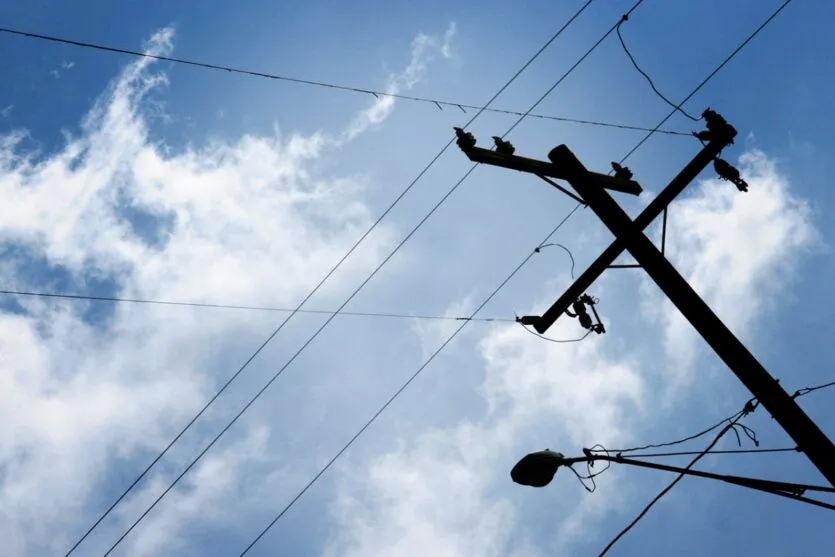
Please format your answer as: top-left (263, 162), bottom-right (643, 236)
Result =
top-left (0, 288), bottom-right (512, 323)
top-left (240, 205), bottom-right (584, 556)
top-left (102, 2), bottom-right (604, 548)
top-left (239, 2), bottom-right (652, 552)
top-left (68, 3), bottom-right (597, 555)
top-left (244, 0), bottom-right (803, 547)
top-left (0, 26), bottom-right (690, 137)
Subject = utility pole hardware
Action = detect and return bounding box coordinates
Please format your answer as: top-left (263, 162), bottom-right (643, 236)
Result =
top-left (453, 112), bottom-right (835, 486)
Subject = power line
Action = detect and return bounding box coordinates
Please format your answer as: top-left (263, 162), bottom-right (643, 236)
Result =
top-left (615, 17), bottom-right (700, 121)
top-left (238, 3), bottom-right (651, 552)
top-left (603, 404), bottom-right (752, 454)
top-left (792, 380), bottom-right (835, 399)
top-left (239, 205), bottom-right (583, 556)
top-left (75, 4), bottom-right (597, 555)
top-left (519, 323), bottom-right (592, 344)
top-left (602, 376), bottom-right (833, 457)
top-left (0, 288), bottom-right (512, 323)
top-left (597, 408), bottom-right (751, 556)
top-left (0, 26), bottom-right (691, 137)
top-left (627, 447), bottom-right (799, 459)
top-left (535, 242), bottom-right (576, 279)
top-left (616, 0), bottom-right (794, 166)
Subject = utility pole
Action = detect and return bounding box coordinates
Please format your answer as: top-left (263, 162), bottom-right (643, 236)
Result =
top-left (453, 111), bottom-right (835, 487)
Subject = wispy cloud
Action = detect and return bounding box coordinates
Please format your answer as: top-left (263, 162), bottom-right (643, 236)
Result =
top-left (50, 60), bottom-right (76, 79)
top-left (0, 23), bottom-right (453, 556)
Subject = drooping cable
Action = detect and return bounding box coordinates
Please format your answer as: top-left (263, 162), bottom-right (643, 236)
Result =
top-left (615, 18), bottom-right (700, 121)
top-left (616, 0), bottom-right (794, 166)
top-left (601, 403), bottom-right (754, 455)
top-left (518, 324), bottom-right (592, 344)
top-left (75, 4), bottom-right (599, 555)
top-left (597, 406), bottom-right (753, 556)
top-left (535, 242), bottom-right (576, 280)
top-left (603, 374), bottom-right (833, 458)
top-left (0, 26), bottom-right (691, 137)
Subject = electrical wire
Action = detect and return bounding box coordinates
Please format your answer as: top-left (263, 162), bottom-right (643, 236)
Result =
top-left (79, 5), bottom-right (598, 555)
top-left (615, 18), bottom-right (700, 121)
top-left (793, 380), bottom-right (835, 399)
top-left (601, 403), bottom-right (754, 455)
top-left (626, 447), bottom-right (799, 459)
top-left (239, 204), bottom-right (583, 556)
top-left (0, 288), bottom-right (512, 323)
top-left (616, 0), bottom-right (794, 167)
top-left (600, 374), bottom-right (832, 459)
top-left (0, 26), bottom-right (691, 138)
top-left (535, 242), bottom-right (576, 279)
top-left (597, 409), bottom-right (750, 556)
top-left (237, 3), bottom-right (652, 551)
top-left (518, 323), bottom-right (592, 344)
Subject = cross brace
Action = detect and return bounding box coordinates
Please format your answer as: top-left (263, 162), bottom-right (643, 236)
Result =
top-left (455, 117), bottom-right (835, 486)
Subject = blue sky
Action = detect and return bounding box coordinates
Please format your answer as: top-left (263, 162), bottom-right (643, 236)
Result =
top-left (0, 0), bottom-right (833, 556)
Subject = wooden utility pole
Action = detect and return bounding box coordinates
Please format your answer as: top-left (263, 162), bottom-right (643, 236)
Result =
top-left (453, 112), bottom-right (835, 486)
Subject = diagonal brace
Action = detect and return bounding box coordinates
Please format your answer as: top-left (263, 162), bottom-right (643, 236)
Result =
top-left (550, 144), bottom-right (835, 487)
top-left (533, 137), bottom-right (731, 334)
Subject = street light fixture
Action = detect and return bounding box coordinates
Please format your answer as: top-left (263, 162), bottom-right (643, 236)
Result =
top-left (510, 449), bottom-right (835, 511)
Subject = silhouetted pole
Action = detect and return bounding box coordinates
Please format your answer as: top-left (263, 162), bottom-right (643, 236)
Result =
top-left (453, 113), bottom-right (835, 487)
top-left (532, 137), bottom-right (731, 334)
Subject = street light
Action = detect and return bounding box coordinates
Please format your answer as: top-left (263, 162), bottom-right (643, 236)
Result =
top-left (510, 449), bottom-right (567, 487)
top-left (510, 448), bottom-right (835, 511)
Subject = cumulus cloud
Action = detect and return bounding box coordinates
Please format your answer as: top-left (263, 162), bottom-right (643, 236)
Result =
top-left (326, 150), bottom-right (816, 557)
top-left (643, 150), bottom-right (817, 380)
top-left (0, 23), bottom-right (453, 557)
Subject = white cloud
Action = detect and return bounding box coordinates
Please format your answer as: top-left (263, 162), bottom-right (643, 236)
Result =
top-left (341, 21), bottom-right (456, 142)
top-left (0, 23), bottom-right (453, 557)
top-left (643, 150), bottom-right (817, 381)
top-left (1, 105), bottom-right (13, 119)
top-left (326, 150), bottom-right (816, 557)
top-left (50, 61), bottom-right (76, 79)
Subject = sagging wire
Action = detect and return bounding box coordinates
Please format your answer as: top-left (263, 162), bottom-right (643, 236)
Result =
top-left (597, 404), bottom-right (756, 556)
top-left (589, 377), bottom-right (835, 462)
top-left (535, 242), bottom-right (576, 280)
top-left (598, 399), bottom-right (757, 455)
top-left (615, 15), bottom-right (700, 122)
top-left (515, 241), bottom-right (593, 343)
top-left (518, 323), bottom-right (592, 344)
top-left (569, 444), bottom-right (615, 492)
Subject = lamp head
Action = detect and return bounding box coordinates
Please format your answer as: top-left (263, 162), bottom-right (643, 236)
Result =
top-left (510, 449), bottom-right (565, 488)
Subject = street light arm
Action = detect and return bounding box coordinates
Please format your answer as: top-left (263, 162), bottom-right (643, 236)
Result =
top-left (512, 449), bottom-right (835, 511)
top-left (599, 454), bottom-right (835, 495)
top-left (585, 453), bottom-right (835, 512)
